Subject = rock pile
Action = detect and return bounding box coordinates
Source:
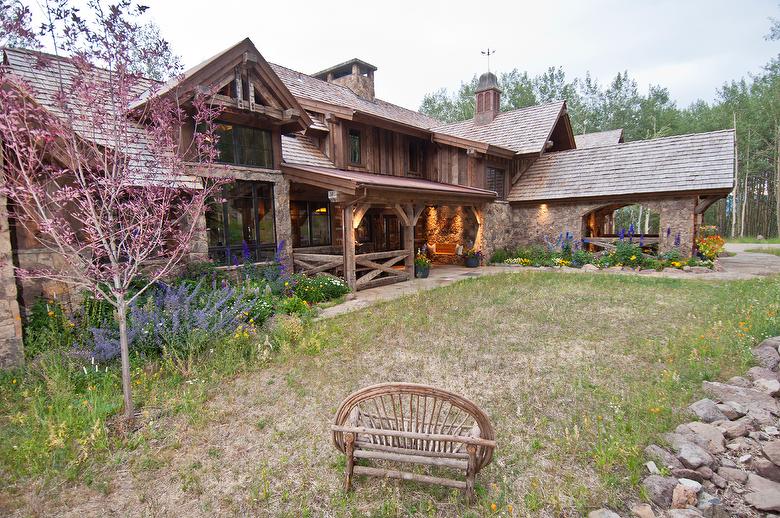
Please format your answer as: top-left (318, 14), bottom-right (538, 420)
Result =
top-left (589, 337), bottom-right (780, 517)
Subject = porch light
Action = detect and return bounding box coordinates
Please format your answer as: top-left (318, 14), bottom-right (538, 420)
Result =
top-left (314, 207), bottom-right (328, 214)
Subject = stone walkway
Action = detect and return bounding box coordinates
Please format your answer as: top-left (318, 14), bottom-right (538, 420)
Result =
top-left (317, 243), bottom-right (780, 320)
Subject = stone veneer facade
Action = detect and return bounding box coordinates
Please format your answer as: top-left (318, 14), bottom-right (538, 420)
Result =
top-left (0, 193), bottom-right (24, 368)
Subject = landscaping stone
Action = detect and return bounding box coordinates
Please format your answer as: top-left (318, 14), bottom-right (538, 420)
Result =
top-left (746, 366), bottom-right (780, 382)
top-left (715, 416), bottom-right (752, 439)
top-left (665, 510), bottom-right (704, 518)
top-left (754, 377), bottom-right (780, 397)
top-left (763, 441), bottom-right (780, 465)
top-left (715, 403), bottom-right (742, 420)
top-left (581, 263), bottom-right (599, 271)
top-left (678, 478), bottom-right (702, 492)
top-left (671, 483), bottom-right (698, 508)
top-left (684, 422), bottom-right (726, 454)
top-left (646, 460), bottom-right (660, 474)
top-left (689, 266), bottom-right (710, 274)
top-left (695, 492), bottom-right (725, 516)
top-left (746, 407), bottom-right (776, 426)
top-left (688, 399), bottom-right (728, 423)
top-left (630, 503), bottom-right (656, 518)
top-left (588, 509), bottom-right (621, 518)
top-left (753, 457), bottom-right (780, 482)
top-left (646, 444), bottom-right (684, 470)
top-left (671, 468), bottom-right (704, 482)
top-left (752, 339), bottom-right (780, 370)
top-left (725, 376), bottom-right (753, 388)
top-left (716, 466), bottom-right (748, 484)
top-left (702, 381), bottom-right (780, 414)
top-left (694, 466), bottom-right (713, 480)
top-left (744, 473), bottom-right (780, 511)
top-left (643, 475), bottom-right (679, 507)
top-left (710, 472), bottom-right (727, 489)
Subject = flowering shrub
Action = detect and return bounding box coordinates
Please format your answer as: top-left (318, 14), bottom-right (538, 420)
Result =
top-left (23, 299), bottom-right (77, 359)
top-left (504, 257), bottom-right (532, 266)
top-left (553, 257), bottom-right (571, 267)
top-left (292, 274), bottom-right (349, 304)
top-left (696, 234), bottom-right (725, 261)
top-left (414, 251), bottom-right (431, 269)
top-left (463, 248), bottom-right (484, 260)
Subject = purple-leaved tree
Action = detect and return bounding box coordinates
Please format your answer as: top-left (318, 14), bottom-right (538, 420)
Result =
top-left (0, 0), bottom-right (223, 422)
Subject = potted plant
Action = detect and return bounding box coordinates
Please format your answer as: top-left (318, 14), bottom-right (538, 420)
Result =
top-left (414, 251), bottom-right (431, 278)
top-left (463, 248), bottom-right (483, 268)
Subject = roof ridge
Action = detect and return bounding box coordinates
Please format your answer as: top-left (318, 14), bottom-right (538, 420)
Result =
top-left (545, 128), bottom-right (735, 157)
top-left (431, 99), bottom-right (566, 130)
top-left (269, 61), bottom-right (441, 125)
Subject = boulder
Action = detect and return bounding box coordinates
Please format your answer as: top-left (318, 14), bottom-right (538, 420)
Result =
top-left (671, 483), bottom-right (698, 508)
top-left (747, 366), bottom-right (780, 382)
top-left (630, 503), bottom-right (656, 518)
top-left (678, 478), bottom-right (702, 493)
top-left (685, 422), bottom-right (726, 454)
top-left (715, 403), bottom-right (743, 420)
top-left (671, 468), bottom-right (704, 483)
top-left (663, 433), bottom-right (717, 468)
top-left (753, 457), bottom-right (780, 483)
top-left (643, 475), bottom-right (679, 507)
top-left (689, 266), bottom-right (711, 274)
top-left (726, 376), bottom-right (753, 388)
top-left (716, 416), bottom-right (753, 439)
top-left (753, 378), bottom-right (780, 396)
top-left (710, 472), bottom-right (727, 489)
top-left (581, 263), bottom-right (599, 272)
top-left (588, 510), bottom-right (621, 518)
top-left (763, 440), bottom-right (780, 465)
top-left (701, 381), bottom-right (780, 414)
top-left (694, 466), bottom-right (713, 480)
top-left (753, 338), bottom-right (780, 370)
top-left (746, 407), bottom-right (776, 426)
top-left (744, 473), bottom-right (780, 511)
top-left (645, 444), bottom-right (684, 470)
top-left (716, 466), bottom-right (748, 484)
top-left (688, 399), bottom-right (728, 423)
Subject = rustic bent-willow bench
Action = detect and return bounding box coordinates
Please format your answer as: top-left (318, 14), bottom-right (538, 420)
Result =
top-left (331, 383), bottom-right (496, 502)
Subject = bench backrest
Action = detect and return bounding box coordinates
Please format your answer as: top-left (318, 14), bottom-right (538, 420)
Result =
top-left (333, 382), bottom-right (495, 471)
top-left (433, 243), bottom-right (458, 255)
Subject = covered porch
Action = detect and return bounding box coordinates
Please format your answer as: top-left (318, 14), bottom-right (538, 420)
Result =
top-left (282, 163), bottom-right (495, 291)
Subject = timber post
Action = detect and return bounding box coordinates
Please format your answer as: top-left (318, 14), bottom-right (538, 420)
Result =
top-left (342, 204), bottom-right (356, 290)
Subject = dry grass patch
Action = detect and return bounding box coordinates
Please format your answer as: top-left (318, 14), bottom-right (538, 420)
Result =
top-left (4, 271), bottom-right (780, 517)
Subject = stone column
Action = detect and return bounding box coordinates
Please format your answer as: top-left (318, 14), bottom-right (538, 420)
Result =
top-left (273, 177), bottom-right (293, 272)
top-left (657, 197), bottom-right (697, 256)
top-left (187, 212), bottom-right (209, 263)
top-left (0, 192), bottom-right (24, 368)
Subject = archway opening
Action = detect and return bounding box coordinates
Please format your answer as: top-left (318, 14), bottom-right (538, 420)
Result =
top-left (582, 203), bottom-right (660, 251)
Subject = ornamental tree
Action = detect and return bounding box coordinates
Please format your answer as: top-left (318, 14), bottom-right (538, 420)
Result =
top-left (0, 0), bottom-right (223, 422)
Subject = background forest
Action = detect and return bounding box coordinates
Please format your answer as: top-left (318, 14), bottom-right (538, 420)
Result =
top-left (420, 14), bottom-right (780, 238)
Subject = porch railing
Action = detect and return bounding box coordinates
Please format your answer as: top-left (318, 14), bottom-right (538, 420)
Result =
top-left (292, 248), bottom-right (410, 291)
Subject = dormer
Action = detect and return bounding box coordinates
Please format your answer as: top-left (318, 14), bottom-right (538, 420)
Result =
top-left (312, 58), bottom-right (377, 101)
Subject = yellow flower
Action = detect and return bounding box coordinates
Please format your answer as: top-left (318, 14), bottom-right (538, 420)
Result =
top-left (11, 378), bottom-right (16, 384)
top-left (630, 255), bottom-right (636, 261)
top-left (507, 504), bottom-right (513, 513)
top-left (490, 503), bottom-right (497, 512)
top-left (47, 311), bottom-right (55, 317)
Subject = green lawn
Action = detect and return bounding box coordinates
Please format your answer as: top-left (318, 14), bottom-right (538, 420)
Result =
top-left (745, 247), bottom-right (780, 256)
top-left (2, 272), bottom-right (780, 516)
top-left (726, 236), bottom-right (780, 244)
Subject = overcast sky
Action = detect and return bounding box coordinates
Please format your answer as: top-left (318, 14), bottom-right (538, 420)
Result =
top-left (33, 0), bottom-right (780, 110)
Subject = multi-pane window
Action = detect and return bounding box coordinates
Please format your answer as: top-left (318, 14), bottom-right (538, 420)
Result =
top-left (205, 181), bottom-right (275, 265)
top-left (214, 123), bottom-right (273, 168)
top-left (348, 128), bottom-right (362, 165)
top-left (290, 201), bottom-right (331, 248)
top-left (408, 139), bottom-right (424, 177)
top-left (486, 167), bottom-right (506, 199)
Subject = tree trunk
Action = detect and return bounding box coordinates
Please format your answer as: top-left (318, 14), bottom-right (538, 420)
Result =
top-left (740, 128), bottom-right (750, 237)
top-left (117, 297), bottom-right (134, 423)
top-left (730, 112), bottom-right (739, 238)
top-left (775, 124), bottom-right (780, 238)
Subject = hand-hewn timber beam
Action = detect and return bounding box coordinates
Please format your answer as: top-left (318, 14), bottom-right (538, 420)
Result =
top-left (343, 204), bottom-right (356, 290)
top-left (392, 204), bottom-right (412, 228)
top-left (411, 205), bottom-right (426, 226)
top-left (353, 203), bottom-right (371, 229)
top-left (695, 196), bottom-right (720, 214)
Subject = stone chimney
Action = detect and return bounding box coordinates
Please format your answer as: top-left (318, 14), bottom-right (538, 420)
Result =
top-left (474, 72), bottom-right (501, 125)
top-left (312, 58), bottom-right (377, 101)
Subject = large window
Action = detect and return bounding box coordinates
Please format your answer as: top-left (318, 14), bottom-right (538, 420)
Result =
top-left (486, 167), bottom-right (506, 200)
top-left (214, 123), bottom-right (274, 168)
top-left (348, 128), bottom-right (362, 165)
top-left (206, 181), bottom-right (275, 264)
top-left (290, 201), bottom-right (331, 248)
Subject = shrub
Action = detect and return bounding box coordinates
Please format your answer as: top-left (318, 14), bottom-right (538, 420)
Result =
top-left (266, 314), bottom-right (305, 351)
top-left (696, 235), bottom-right (725, 261)
top-left (23, 299), bottom-right (76, 359)
top-left (490, 249), bottom-right (510, 264)
top-left (571, 249), bottom-right (595, 267)
top-left (292, 274), bottom-right (350, 304)
top-left (276, 295), bottom-right (311, 317)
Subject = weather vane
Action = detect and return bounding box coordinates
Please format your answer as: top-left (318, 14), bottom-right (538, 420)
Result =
top-left (481, 48), bottom-right (496, 73)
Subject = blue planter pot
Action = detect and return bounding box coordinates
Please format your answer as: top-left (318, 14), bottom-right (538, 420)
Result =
top-left (464, 256), bottom-right (480, 268)
top-left (415, 265), bottom-right (430, 278)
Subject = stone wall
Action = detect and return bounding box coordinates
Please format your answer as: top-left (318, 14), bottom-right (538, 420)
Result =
top-left (0, 194), bottom-right (24, 367)
top-left (480, 201), bottom-right (513, 259)
top-left (497, 196), bottom-right (699, 256)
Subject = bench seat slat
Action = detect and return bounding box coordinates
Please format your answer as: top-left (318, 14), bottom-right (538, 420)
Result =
top-left (353, 465), bottom-right (467, 490)
top-left (354, 440), bottom-right (470, 459)
top-left (353, 449), bottom-right (469, 470)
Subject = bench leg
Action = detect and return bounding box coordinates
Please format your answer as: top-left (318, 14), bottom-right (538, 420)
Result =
top-left (465, 444), bottom-right (477, 504)
top-left (344, 432), bottom-right (355, 492)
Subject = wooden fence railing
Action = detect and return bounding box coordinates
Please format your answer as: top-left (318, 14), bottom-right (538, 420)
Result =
top-left (293, 253), bottom-right (343, 276)
top-left (292, 249), bottom-right (411, 291)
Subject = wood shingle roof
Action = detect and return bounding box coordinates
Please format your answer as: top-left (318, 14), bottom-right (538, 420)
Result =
top-left (574, 128), bottom-right (624, 149)
top-left (508, 129), bottom-right (735, 202)
top-left (431, 101), bottom-right (566, 155)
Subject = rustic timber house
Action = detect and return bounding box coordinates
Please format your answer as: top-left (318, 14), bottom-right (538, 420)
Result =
top-left (0, 38), bottom-right (734, 366)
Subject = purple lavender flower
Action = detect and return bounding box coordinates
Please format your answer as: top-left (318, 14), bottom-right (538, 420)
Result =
top-left (619, 228), bottom-right (625, 241)
top-left (242, 240), bottom-right (252, 262)
top-left (629, 224), bottom-right (635, 237)
top-left (674, 232), bottom-right (681, 247)
top-left (666, 226), bottom-right (671, 238)
top-left (639, 234), bottom-right (645, 247)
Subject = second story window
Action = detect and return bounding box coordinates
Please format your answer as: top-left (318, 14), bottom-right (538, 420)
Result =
top-left (486, 167), bottom-right (506, 199)
top-left (348, 128), bottom-right (362, 165)
top-left (214, 123), bottom-right (273, 169)
top-left (408, 139), bottom-right (424, 177)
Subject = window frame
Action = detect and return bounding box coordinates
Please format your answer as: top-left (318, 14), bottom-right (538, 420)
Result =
top-left (290, 200), bottom-right (332, 248)
top-left (212, 121), bottom-right (274, 169)
top-left (206, 181), bottom-right (277, 265)
top-left (346, 127), bottom-right (365, 167)
top-left (407, 138), bottom-right (425, 177)
top-left (486, 166), bottom-right (506, 200)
